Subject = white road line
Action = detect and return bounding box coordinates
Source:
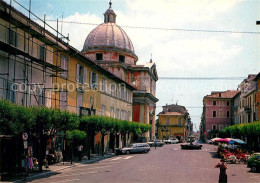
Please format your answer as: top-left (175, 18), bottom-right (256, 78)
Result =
top-left (173, 148), bottom-right (178, 150)
top-left (62, 165), bottom-right (111, 172)
top-left (123, 156), bottom-right (133, 160)
top-left (52, 179), bottom-right (80, 183)
top-left (110, 157), bottom-right (122, 161)
top-left (47, 173), bottom-right (86, 178)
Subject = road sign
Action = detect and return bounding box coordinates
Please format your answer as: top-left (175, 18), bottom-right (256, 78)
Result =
top-left (22, 132), bottom-right (28, 141)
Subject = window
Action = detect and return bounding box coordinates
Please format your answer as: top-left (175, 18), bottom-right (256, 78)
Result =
top-left (121, 87), bottom-right (124, 99)
top-left (213, 101), bottom-right (216, 105)
top-left (39, 45), bottom-right (46, 60)
top-left (8, 29), bottom-right (17, 47)
top-left (90, 97), bottom-right (94, 109)
top-left (61, 56), bottom-right (68, 78)
top-left (120, 110), bottom-right (124, 120)
top-left (96, 53), bottom-right (103, 61)
top-left (60, 91), bottom-right (67, 111)
top-left (212, 125), bottom-right (216, 130)
top-left (90, 71), bottom-right (98, 89)
top-left (77, 93), bottom-right (83, 115)
top-left (127, 111), bottom-right (131, 121)
top-left (178, 118), bottom-right (181, 126)
top-left (166, 118), bottom-right (169, 126)
top-left (37, 87), bottom-right (45, 106)
top-left (119, 55), bottom-right (125, 62)
top-left (101, 105), bottom-right (106, 116)
top-left (101, 78), bottom-right (107, 93)
top-left (227, 111), bottom-right (230, 117)
top-left (150, 79), bottom-right (153, 94)
top-left (5, 82), bottom-right (17, 103)
top-left (117, 86), bottom-right (121, 98)
top-left (213, 111), bottom-right (216, 117)
top-left (110, 107), bottom-right (114, 118)
top-left (111, 83), bottom-right (116, 97)
top-left (76, 64), bottom-right (87, 84)
top-left (116, 109), bottom-right (120, 119)
top-left (227, 101), bottom-right (230, 106)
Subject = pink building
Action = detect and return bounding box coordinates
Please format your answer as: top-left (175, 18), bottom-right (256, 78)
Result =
top-left (203, 90), bottom-right (239, 139)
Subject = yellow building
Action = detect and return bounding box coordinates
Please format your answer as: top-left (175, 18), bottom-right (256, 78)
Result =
top-left (158, 112), bottom-right (186, 141)
top-left (157, 104), bottom-right (191, 141)
top-left (0, 0), bottom-right (135, 155)
top-left (52, 47), bottom-right (134, 122)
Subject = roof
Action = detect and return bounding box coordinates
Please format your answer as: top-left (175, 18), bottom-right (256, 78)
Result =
top-left (83, 23), bottom-right (135, 54)
top-left (254, 72), bottom-right (260, 81)
top-left (158, 112), bottom-right (184, 116)
top-left (204, 90), bottom-right (239, 99)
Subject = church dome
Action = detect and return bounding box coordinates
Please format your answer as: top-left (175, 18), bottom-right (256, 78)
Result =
top-left (82, 2), bottom-right (136, 57)
top-left (83, 23), bottom-right (135, 53)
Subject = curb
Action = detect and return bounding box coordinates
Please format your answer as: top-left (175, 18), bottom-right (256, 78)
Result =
top-left (13, 154), bottom-right (115, 183)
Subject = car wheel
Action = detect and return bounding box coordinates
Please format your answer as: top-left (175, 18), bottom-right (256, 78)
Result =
top-left (126, 151), bottom-right (130, 155)
top-left (251, 167), bottom-right (257, 173)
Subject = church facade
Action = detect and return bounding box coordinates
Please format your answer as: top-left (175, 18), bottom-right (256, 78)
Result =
top-left (82, 2), bottom-right (158, 140)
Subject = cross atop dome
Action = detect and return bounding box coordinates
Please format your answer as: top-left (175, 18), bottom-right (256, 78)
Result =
top-left (104, 0), bottom-right (117, 23)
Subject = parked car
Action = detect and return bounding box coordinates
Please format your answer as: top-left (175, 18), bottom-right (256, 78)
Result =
top-left (165, 138), bottom-right (179, 144)
top-left (147, 140), bottom-right (165, 147)
top-left (116, 143), bottom-right (150, 155)
top-left (247, 153), bottom-right (260, 172)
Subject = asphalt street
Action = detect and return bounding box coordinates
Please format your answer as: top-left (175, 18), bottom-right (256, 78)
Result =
top-left (26, 144), bottom-right (260, 183)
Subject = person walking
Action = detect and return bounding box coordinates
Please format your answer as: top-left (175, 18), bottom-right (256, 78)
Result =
top-left (154, 139), bottom-right (157, 149)
top-left (78, 145), bottom-right (83, 161)
top-left (215, 159), bottom-right (228, 183)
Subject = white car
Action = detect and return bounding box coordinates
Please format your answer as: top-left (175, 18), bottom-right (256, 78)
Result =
top-left (165, 138), bottom-right (179, 144)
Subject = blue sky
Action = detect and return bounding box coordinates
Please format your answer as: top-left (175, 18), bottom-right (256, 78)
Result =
top-left (9, 0), bottom-right (260, 131)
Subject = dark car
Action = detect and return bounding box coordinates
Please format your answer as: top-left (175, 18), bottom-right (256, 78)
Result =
top-left (247, 153), bottom-right (260, 172)
top-left (116, 143), bottom-right (150, 155)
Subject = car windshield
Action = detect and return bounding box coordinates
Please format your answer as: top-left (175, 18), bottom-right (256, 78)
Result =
top-left (127, 144), bottom-right (133, 148)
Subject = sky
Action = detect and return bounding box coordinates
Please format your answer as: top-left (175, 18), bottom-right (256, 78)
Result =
top-left (9, 0), bottom-right (260, 131)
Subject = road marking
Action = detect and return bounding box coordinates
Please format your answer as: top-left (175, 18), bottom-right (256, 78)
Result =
top-left (110, 157), bottom-right (122, 161)
top-left (123, 156), bottom-right (133, 160)
top-left (52, 179), bottom-right (80, 183)
top-left (87, 171), bottom-right (98, 174)
top-left (48, 173), bottom-right (86, 178)
top-left (173, 148), bottom-right (179, 150)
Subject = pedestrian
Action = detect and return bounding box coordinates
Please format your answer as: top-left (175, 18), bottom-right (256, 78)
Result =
top-left (78, 145), bottom-right (83, 161)
top-left (215, 159), bottom-right (228, 183)
top-left (154, 139), bottom-right (157, 149)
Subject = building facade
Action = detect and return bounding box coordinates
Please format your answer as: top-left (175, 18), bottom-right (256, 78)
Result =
top-left (0, 0), bottom-right (138, 173)
top-left (157, 104), bottom-right (191, 141)
top-left (238, 74), bottom-right (257, 123)
top-left (81, 2), bottom-right (158, 140)
top-left (203, 90), bottom-right (239, 139)
top-left (254, 72), bottom-right (260, 120)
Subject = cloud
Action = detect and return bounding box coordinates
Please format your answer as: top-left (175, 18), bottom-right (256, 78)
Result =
top-left (47, 3), bottom-right (54, 9)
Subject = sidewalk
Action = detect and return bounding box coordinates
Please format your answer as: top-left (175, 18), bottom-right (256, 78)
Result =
top-left (8, 153), bottom-right (115, 183)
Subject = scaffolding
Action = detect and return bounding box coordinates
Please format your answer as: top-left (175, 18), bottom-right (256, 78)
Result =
top-left (0, 0), bottom-right (71, 110)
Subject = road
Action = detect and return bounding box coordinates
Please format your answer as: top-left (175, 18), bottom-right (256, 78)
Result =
top-left (28, 144), bottom-right (260, 183)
